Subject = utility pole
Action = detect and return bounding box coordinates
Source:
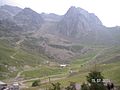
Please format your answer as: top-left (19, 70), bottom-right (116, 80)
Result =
top-left (48, 77), bottom-right (51, 84)
top-left (94, 59), bottom-right (97, 71)
top-left (94, 26), bottom-right (97, 72)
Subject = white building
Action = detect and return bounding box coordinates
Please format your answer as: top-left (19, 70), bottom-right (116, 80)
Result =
top-left (60, 64), bottom-right (67, 68)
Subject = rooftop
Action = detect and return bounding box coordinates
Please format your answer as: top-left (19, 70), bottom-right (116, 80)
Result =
top-left (0, 81), bottom-right (7, 85)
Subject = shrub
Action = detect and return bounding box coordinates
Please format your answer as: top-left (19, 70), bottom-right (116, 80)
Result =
top-left (49, 82), bottom-right (61, 90)
top-left (32, 79), bottom-right (40, 87)
top-left (81, 83), bottom-right (89, 90)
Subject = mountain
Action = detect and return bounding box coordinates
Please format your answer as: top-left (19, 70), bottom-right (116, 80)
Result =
top-left (56, 6), bottom-right (120, 45)
top-left (14, 8), bottom-right (44, 30)
top-left (57, 6), bottom-right (102, 37)
top-left (0, 5), bottom-right (23, 23)
top-left (0, 19), bottom-right (23, 38)
top-left (0, 9), bottom-right (12, 20)
top-left (41, 13), bottom-right (62, 22)
top-left (0, 5), bottom-right (120, 84)
top-left (0, 5), bottom-right (22, 16)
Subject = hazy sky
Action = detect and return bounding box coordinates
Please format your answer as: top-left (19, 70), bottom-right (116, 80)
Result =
top-left (0, 0), bottom-right (120, 27)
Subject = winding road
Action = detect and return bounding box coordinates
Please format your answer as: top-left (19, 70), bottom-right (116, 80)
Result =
top-left (10, 37), bottom-right (25, 59)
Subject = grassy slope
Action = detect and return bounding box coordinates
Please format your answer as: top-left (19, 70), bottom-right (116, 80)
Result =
top-left (21, 66), bottom-right (68, 79)
top-left (0, 40), bottom-right (48, 80)
top-left (102, 62), bottom-right (120, 85)
top-left (0, 39), bottom-right (120, 89)
top-left (44, 46), bottom-right (120, 87)
top-left (67, 46), bottom-right (120, 85)
top-left (21, 46), bottom-right (120, 90)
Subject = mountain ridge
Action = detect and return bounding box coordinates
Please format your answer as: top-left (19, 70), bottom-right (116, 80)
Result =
top-left (14, 7), bottom-right (44, 31)
top-left (0, 5), bottom-right (22, 16)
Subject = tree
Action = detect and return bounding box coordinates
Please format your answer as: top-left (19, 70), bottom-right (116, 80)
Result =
top-left (81, 83), bottom-right (89, 90)
top-left (32, 79), bottom-right (41, 87)
top-left (86, 71), bottom-right (106, 90)
top-left (87, 71), bottom-right (104, 84)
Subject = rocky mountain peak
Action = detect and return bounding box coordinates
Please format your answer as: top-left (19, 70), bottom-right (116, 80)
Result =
top-left (14, 7), bottom-right (44, 30)
top-left (21, 7), bottom-right (37, 14)
top-left (0, 5), bottom-right (22, 16)
top-left (16, 7), bottom-right (44, 22)
top-left (41, 13), bottom-right (62, 22)
top-left (66, 6), bottom-right (102, 25)
top-left (66, 6), bottom-right (78, 14)
top-left (57, 6), bottom-right (103, 38)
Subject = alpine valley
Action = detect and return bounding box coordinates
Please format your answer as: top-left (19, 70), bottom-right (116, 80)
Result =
top-left (0, 5), bottom-right (120, 89)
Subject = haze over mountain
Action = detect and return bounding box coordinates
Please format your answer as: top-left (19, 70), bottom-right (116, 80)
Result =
top-left (57, 6), bottom-right (102, 37)
top-left (55, 6), bottom-right (120, 45)
top-left (0, 4), bottom-right (120, 50)
top-left (0, 5), bottom-right (120, 58)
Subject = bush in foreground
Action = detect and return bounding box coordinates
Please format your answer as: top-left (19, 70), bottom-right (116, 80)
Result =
top-left (32, 79), bottom-right (41, 87)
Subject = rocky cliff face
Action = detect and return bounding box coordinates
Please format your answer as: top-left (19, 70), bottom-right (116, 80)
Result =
top-left (0, 5), bottom-right (119, 45)
top-left (0, 9), bottom-right (12, 20)
top-left (55, 6), bottom-right (120, 45)
top-left (14, 8), bottom-right (44, 31)
top-left (41, 13), bottom-right (62, 22)
top-left (57, 6), bottom-right (102, 38)
top-left (0, 19), bottom-right (23, 39)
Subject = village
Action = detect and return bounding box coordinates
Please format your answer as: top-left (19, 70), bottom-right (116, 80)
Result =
top-left (0, 79), bottom-right (117, 90)
top-left (0, 81), bottom-right (20, 90)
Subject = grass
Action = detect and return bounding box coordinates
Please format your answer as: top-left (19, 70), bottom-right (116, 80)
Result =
top-left (0, 40), bottom-right (49, 80)
top-left (0, 42), bottom-right (46, 67)
top-left (37, 62), bottom-right (120, 89)
top-left (21, 66), bottom-right (68, 79)
top-left (0, 39), bottom-right (120, 89)
top-left (102, 62), bottom-right (120, 85)
top-left (20, 45), bottom-right (120, 90)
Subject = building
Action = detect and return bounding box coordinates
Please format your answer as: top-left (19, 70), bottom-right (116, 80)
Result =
top-left (60, 64), bottom-right (67, 68)
top-left (0, 81), bottom-right (7, 90)
top-left (9, 82), bottom-right (20, 90)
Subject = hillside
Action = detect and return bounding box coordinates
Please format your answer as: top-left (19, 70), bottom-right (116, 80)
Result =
top-left (0, 39), bottom-right (49, 80)
top-left (20, 46), bottom-right (120, 90)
